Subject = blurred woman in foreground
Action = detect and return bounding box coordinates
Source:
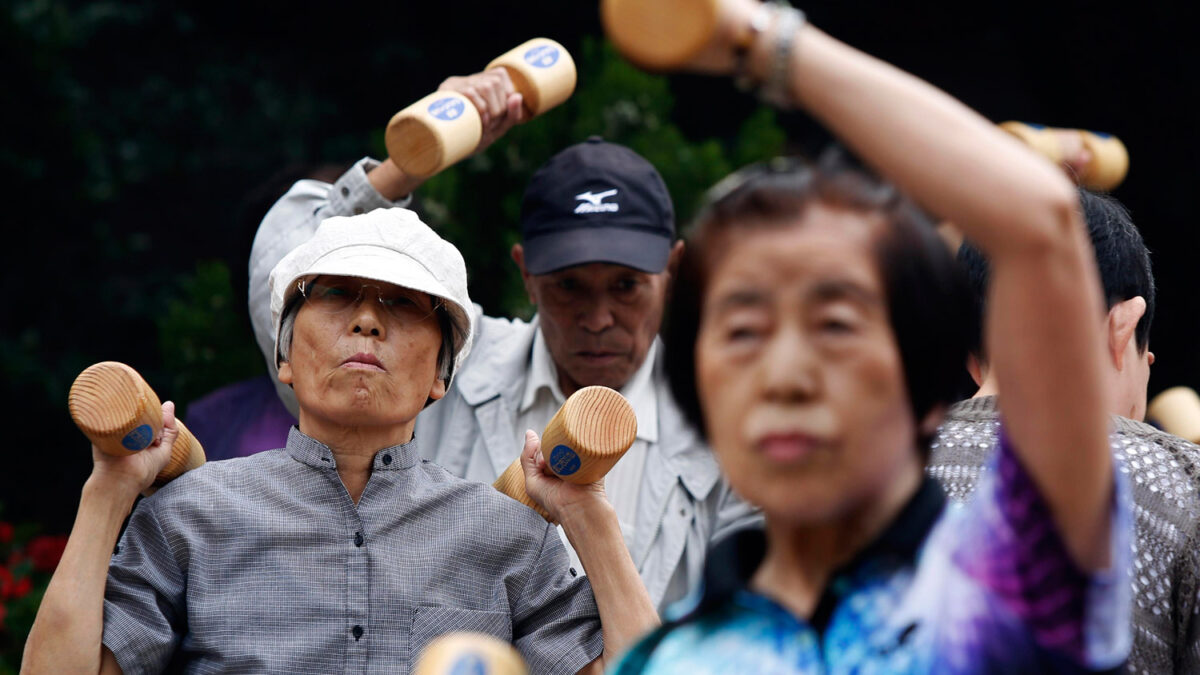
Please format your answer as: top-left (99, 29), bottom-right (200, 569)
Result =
top-left (608, 0), bottom-right (1131, 672)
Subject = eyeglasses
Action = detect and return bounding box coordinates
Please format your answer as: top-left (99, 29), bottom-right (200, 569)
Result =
top-left (297, 276), bottom-right (442, 325)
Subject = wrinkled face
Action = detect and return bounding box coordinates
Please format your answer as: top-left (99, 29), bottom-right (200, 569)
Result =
top-left (694, 206), bottom-right (922, 525)
top-left (277, 276), bottom-right (446, 432)
top-left (523, 254), bottom-right (677, 396)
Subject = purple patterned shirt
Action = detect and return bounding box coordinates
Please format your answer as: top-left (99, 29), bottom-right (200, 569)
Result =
top-left (184, 375), bottom-right (296, 461)
top-left (614, 431), bottom-right (1132, 674)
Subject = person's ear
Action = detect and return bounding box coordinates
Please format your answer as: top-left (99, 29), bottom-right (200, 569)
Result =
top-left (511, 243), bottom-right (537, 305)
top-left (966, 354), bottom-right (985, 388)
top-left (663, 240), bottom-right (685, 300)
top-left (1108, 296), bottom-right (1147, 371)
top-left (428, 375), bottom-right (447, 402)
top-left (277, 361), bottom-right (293, 385)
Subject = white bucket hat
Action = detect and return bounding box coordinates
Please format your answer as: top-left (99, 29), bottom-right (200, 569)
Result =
top-left (268, 207), bottom-right (474, 386)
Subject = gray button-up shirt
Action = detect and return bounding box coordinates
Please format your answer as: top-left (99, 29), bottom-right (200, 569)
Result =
top-left (102, 428), bottom-right (602, 674)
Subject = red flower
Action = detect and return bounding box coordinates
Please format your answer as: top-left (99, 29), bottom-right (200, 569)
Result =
top-left (0, 565), bottom-right (12, 600)
top-left (27, 535), bottom-right (69, 573)
top-left (10, 575), bottom-right (32, 600)
top-left (0, 522), bottom-right (13, 544)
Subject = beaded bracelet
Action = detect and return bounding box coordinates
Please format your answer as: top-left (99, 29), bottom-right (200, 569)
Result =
top-left (760, 6), bottom-right (806, 108)
top-left (732, 2), bottom-right (807, 109)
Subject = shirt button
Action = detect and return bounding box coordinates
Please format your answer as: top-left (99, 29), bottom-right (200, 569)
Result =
top-left (383, 454), bottom-right (393, 465)
top-left (340, 186), bottom-right (350, 197)
top-left (569, 567), bottom-right (578, 577)
top-left (352, 625), bottom-right (364, 640)
top-left (354, 531), bottom-right (364, 547)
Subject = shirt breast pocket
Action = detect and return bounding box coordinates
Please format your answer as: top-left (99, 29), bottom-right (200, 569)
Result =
top-left (409, 605), bottom-right (513, 661)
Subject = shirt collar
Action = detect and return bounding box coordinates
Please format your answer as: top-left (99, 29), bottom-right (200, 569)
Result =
top-left (520, 329), bottom-right (567, 413)
top-left (520, 329), bottom-right (659, 443)
top-left (285, 426), bottom-right (421, 471)
top-left (685, 475), bottom-right (946, 620)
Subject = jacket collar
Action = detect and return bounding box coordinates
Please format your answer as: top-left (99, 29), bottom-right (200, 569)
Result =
top-left (454, 308), bottom-right (537, 408)
top-left (453, 312), bottom-right (721, 499)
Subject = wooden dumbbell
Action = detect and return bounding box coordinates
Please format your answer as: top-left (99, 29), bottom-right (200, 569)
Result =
top-left (999, 121), bottom-right (1129, 191)
top-left (601, 0), bottom-right (721, 70)
top-left (68, 361), bottom-right (206, 494)
top-left (493, 386), bottom-right (637, 520)
top-left (1147, 386), bottom-right (1200, 444)
top-left (385, 37), bottom-right (577, 179)
top-left (414, 632), bottom-right (528, 675)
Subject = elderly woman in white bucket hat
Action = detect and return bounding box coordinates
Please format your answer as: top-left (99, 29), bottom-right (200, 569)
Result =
top-left (24, 207), bottom-right (658, 674)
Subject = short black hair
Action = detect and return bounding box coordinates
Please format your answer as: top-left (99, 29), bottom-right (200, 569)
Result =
top-left (959, 189), bottom-right (1154, 359)
top-left (665, 150), bottom-right (972, 452)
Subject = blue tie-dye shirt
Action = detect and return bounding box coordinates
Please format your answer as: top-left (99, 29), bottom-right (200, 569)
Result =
top-left (612, 434), bottom-right (1132, 674)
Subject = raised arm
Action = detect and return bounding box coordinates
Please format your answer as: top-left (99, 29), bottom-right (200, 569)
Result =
top-left (649, 0), bottom-right (1111, 570)
top-left (519, 431), bottom-right (660, 673)
top-left (21, 404), bottom-right (178, 674)
top-left (248, 68), bottom-right (525, 393)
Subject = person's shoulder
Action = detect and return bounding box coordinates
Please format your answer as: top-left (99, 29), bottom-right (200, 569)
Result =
top-left (941, 396), bottom-right (1002, 426)
top-left (1112, 416), bottom-right (1200, 495)
top-left (413, 460), bottom-right (551, 537)
top-left (144, 450), bottom-right (293, 506)
top-left (471, 305), bottom-right (535, 346)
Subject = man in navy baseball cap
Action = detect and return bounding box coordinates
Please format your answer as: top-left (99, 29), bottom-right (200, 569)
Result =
top-left (509, 137), bottom-right (681, 395)
top-left (519, 136), bottom-right (676, 276)
top-left (453, 137), bottom-right (754, 615)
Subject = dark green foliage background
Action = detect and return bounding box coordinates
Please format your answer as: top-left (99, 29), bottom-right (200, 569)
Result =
top-left (0, 1), bottom-right (796, 540)
top-left (2, 0), bottom-right (1196, 550)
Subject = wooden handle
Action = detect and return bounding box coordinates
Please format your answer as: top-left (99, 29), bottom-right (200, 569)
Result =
top-left (1148, 386), bottom-right (1200, 444)
top-left (485, 38), bottom-right (577, 118)
top-left (601, 0), bottom-right (720, 70)
top-left (385, 91), bottom-right (483, 179)
top-left (68, 361), bottom-right (207, 491)
top-left (414, 632), bottom-right (528, 675)
top-left (493, 386), bottom-right (637, 519)
top-left (999, 121), bottom-right (1129, 191)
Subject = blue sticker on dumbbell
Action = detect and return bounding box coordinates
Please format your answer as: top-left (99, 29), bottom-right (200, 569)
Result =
top-left (549, 444), bottom-right (581, 476)
top-left (448, 654), bottom-right (485, 675)
top-left (121, 424), bottom-right (154, 451)
top-left (524, 44), bottom-right (560, 68)
top-left (428, 96), bottom-right (466, 121)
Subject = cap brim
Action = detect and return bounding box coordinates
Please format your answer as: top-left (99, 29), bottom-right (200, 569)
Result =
top-left (288, 245), bottom-right (452, 304)
top-left (274, 244), bottom-right (471, 368)
top-left (523, 227), bottom-right (672, 275)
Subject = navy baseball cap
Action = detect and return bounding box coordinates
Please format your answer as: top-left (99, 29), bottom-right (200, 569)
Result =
top-left (520, 137), bottom-right (675, 275)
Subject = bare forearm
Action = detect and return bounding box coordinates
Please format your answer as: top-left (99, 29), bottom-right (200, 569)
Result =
top-left (986, 248), bottom-right (1114, 568)
top-left (559, 501), bottom-right (659, 665)
top-left (22, 477), bottom-right (139, 674)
